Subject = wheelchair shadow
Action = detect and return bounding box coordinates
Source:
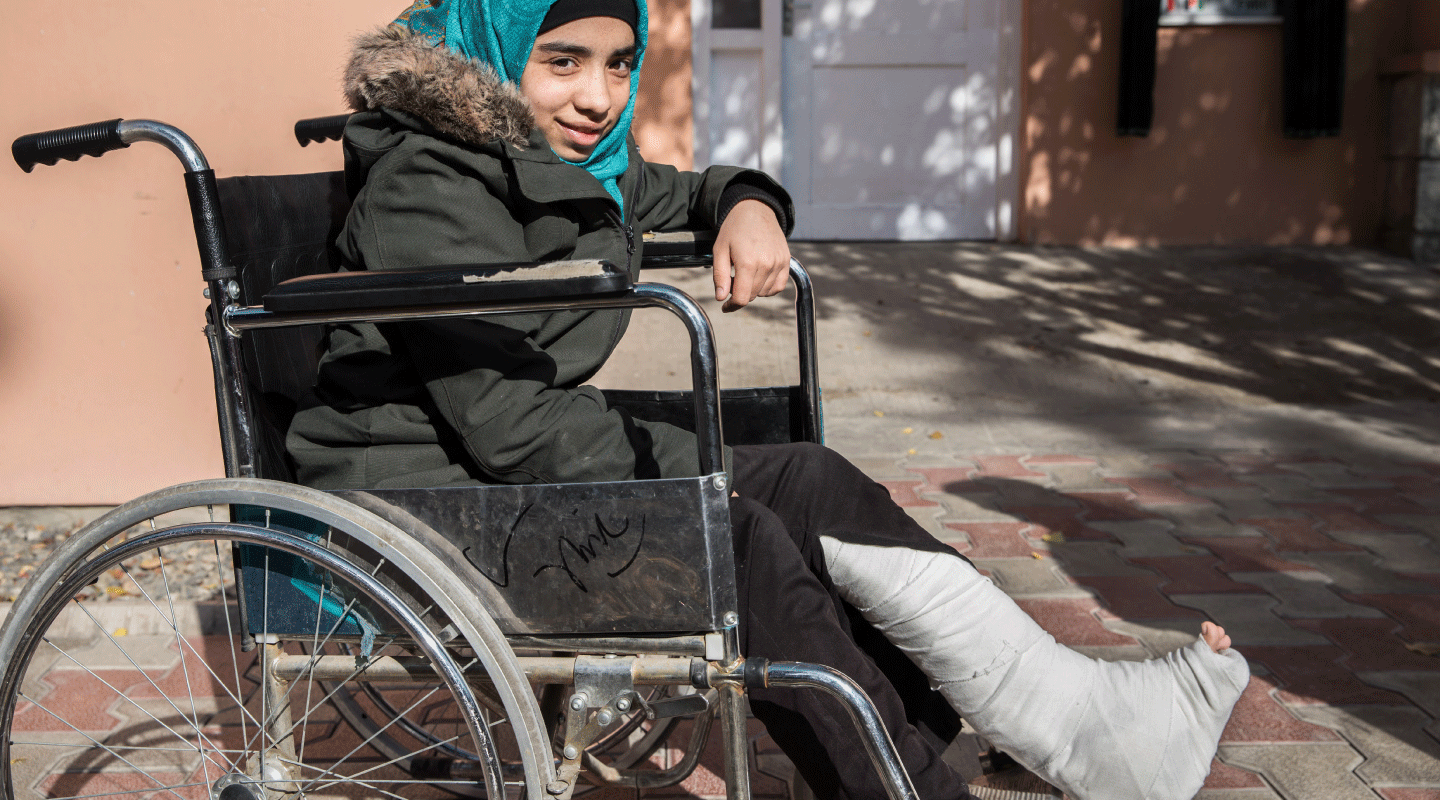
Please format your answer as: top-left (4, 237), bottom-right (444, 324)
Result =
top-left (931, 472), bottom-right (1440, 781)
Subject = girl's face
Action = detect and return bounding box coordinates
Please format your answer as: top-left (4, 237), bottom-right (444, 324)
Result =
top-left (520, 16), bottom-right (636, 162)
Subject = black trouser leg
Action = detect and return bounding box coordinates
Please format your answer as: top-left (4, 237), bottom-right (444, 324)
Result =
top-left (728, 443), bottom-right (972, 800)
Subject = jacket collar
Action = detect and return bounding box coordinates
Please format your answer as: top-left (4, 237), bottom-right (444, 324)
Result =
top-left (344, 25), bottom-right (534, 150)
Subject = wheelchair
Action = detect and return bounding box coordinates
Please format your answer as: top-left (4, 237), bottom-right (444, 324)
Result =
top-left (4, 117), bottom-right (912, 800)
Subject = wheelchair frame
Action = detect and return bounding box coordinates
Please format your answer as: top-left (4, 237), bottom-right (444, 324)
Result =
top-left (6, 117), bottom-right (915, 800)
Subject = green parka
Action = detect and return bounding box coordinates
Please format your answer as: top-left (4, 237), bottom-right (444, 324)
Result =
top-left (286, 26), bottom-right (792, 490)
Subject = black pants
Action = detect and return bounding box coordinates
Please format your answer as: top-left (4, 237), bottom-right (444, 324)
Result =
top-left (729, 443), bottom-right (975, 800)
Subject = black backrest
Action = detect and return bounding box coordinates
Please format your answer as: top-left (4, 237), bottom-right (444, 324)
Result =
top-left (216, 171), bottom-right (350, 481)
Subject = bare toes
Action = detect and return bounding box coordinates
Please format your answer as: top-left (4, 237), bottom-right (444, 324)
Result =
top-left (1201, 621), bottom-right (1232, 653)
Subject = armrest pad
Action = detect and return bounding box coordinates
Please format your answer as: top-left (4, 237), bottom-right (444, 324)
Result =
top-left (642, 230), bottom-right (716, 258)
top-left (262, 259), bottom-right (631, 313)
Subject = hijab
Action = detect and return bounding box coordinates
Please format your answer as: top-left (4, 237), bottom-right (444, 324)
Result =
top-left (392, 0), bottom-right (647, 211)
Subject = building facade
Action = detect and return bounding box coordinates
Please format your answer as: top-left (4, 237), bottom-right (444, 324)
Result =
top-left (1, 0), bottom-right (1437, 503)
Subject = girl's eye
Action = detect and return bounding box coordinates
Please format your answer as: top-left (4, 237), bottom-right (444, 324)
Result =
top-left (611, 59), bottom-right (633, 76)
top-left (549, 57), bottom-right (578, 70)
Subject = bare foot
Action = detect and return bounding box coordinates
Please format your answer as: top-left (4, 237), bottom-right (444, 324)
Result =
top-left (1201, 621), bottom-right (1232, 653)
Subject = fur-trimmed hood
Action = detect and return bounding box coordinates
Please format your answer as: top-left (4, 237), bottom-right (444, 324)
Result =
top-left (343, 26), bottom-right (534, 150)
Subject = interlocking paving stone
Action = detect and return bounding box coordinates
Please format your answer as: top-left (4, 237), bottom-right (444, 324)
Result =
top-left (877, 480), bottom-right (939, 508)
top-left (1049, 542), bottom-right (1158, 577)
top-left (1357, 671), bottom-right (1440, 718)
top-left (12, 668), bottom-right (134, 733)
top-left (1212, 453), bottom-right (1293, 475)
top-left (947, 522), bottom-right (1038, 559)
top-left (1022, 454), bottom-right (1098, 466)
top-left (53, 634), bottom-right (183, 671)
top-left (971, 557), bottom-right (1090, 598)
top-left (1281, 503), bottom-right (1404, 533)
top-left (1132, 555), bottom-right (1261, 593)
top-left (1285, 553), bottom-right (1440, 595)
top-left (1243, 645), bottom-right (1414, 706)
top-left (1192, 487), bottom-right (1308, 523)
top-left (1376, 514), bottom-right (1440, 545)
top-left (1013, 598), bottom-right (1138, 647)
top-left (969, 477), bottom-right (1080, 508)
top-left (1272, 461), bottom-right (1392, 488)
top-left (1185, 537), bottom-right (1337, 574)
top-left (1166, 594), bottom-right (1329, 646)
top-left (1356, 672), bottom-right (1440, 743)
top-left (1327, 532), bottom-right (1440, 573)
top-left (1090, 453), bottom-right (1175, 478)
top-left (924, 490), bottom-right (1020, 523)
top-left (1218, 743), bottom-right (1375, 800)
top-left (1154, 459), bottom-right (1254, 491)
top-left (1227, 572), bottom-right (1388, 619)
top-left (1071, 575), bottom-right (1207, 619)
top-left (1291, 619), bottom-right (1440, 673)
top-left (1149, 504), bottom-right (1251, 538)
top-left (1348, 594), bottom-right (1440, 640)
top-left (1025, 463), bottom-right (1120, 494)
top-left (1235, 473), bottom-right (1353, 504)
top-left (1104, 476), bottom-right (1213, 506)
top-left (1376, 788), bottom-right (1440, 800)
top-left (1193, 789), bottom-right (1283, 800)
top-left (906, 466), bottom-right (981, 493)
top-left (1004, 506), bottom-right (1117, 542)
top-left (1330, 487), bottom-right (1436, 516)
top-left (1068, 491), bottom-right (1159, 521)
top-left (1201, 758), bottom-right (1272, 790)
top-left (1092, 520), bottom-right (1201, 558)
top-left (1289, 705), bottom-right (1440, 786)
top-left (970, 455), bottom-right (1047, 479)
top-left (1241, 517), bottom-right (1366, 553)
top-left (1220, 676), bottom-right (1344, 743)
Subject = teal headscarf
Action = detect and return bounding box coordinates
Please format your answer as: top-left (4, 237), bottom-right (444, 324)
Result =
top-left (393, 0), bottom-right (647, 211)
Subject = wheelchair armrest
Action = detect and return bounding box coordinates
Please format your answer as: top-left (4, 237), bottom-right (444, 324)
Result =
top-left (640, 230), bottom-right (715, 269)
top-left (261, 259), bottom-right (631, 313)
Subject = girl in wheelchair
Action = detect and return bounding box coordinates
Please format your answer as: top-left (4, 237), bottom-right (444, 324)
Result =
top-left (287, 1), bottom-right (1250, 798)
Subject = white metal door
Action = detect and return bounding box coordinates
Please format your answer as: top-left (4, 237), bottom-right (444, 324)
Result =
top-left (693, 0), bottom-right (1019, 241)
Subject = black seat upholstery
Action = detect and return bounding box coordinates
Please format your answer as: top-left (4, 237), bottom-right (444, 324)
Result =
top-left (217, 171), bottom-right (350, 481)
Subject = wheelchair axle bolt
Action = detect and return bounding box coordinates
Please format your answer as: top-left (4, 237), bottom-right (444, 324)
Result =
top-left (562, 745), bottom-right (580, 760)
top-left (723, 611), bottom-right (739, 627)
top-left (569, 693), bottom-right (587, 711)
top-left (615, 696), bottom-right (632, 712)
top-left (596, 708), bottom-right (615, 726)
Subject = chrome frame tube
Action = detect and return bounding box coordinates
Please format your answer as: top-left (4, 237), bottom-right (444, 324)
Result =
top-left (787, 259), bottom-right (822, 444)
top-left (763, 662), bottom-right (919, 800)
top-left (116, 119), bottom-right (210, 173)
top-left (223, 282), bottom-right (725, 476)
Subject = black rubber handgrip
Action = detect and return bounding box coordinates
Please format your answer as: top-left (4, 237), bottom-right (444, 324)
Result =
top-left (294, 114), bottom-right (350, 147)
top-left (12, 119), bottom-right (127, 173)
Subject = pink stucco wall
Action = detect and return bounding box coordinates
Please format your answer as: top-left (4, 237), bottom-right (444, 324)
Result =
top-left (0, 1), bottom-right (692, 505)
top-left (1021, 0), bottom-right (1416, 245)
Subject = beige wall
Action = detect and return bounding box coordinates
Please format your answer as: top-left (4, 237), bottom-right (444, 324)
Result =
top-left (0, 1), bottom-right (692, 505)
top-left (1022, 0), bottom-right (1412, 245)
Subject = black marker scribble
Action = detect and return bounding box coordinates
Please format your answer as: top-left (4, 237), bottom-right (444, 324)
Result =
top-left (533, 513), bottom-right (647, 592)
top-left (464, 502), bottom-right (531, 588)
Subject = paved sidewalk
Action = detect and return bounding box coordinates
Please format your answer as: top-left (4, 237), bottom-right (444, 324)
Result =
top-left (5, 243), bottom-right (1440, 800)
top-left (599, 242), bottom-right (1440, 800)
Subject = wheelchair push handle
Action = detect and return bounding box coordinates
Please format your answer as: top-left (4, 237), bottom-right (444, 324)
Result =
top-left (12, 118), bottom-right (128, 173)
top-left (295, 114), bottom-right (350, 146)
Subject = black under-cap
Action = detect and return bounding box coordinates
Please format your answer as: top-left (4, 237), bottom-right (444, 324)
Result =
top-left (538, 0), bottom-right (639, 35)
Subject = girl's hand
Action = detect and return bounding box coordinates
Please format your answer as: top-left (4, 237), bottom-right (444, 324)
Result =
top-left (712, 199), bottom-right (790, 312)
